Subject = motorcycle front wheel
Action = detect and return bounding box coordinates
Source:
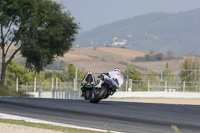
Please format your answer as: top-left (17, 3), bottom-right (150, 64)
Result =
top-left (90, 86), bottom-right (107, 104)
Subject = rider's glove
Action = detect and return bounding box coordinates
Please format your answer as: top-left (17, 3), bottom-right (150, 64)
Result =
top-left (98, 74), bottom-right (105, 80)
top-left (112, 78), bottom-right (119, 86)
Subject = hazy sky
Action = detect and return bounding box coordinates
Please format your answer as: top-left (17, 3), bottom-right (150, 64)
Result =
top-left (55, 0), bottom-right (200, 32)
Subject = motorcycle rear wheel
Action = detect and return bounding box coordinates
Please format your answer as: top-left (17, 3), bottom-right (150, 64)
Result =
top-left (84, 90), bottom-right (91, 100)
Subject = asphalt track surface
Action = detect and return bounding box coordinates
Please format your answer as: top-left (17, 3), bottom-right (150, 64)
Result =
top-left (0, 97), bottom-right (200, 133)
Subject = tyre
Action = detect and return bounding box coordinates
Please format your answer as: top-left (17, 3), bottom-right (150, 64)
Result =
top-left (84, 90), bottom-right (91, 100)
top-left (91, 86), bottom-right (107, 103)
top-left (103, 93), bottom-right (109, 99)
top-left (90, 98), bottom-right (93, 103)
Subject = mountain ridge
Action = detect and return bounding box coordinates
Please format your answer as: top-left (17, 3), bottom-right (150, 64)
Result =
top-left (75, 8), bottom-right (200, 54)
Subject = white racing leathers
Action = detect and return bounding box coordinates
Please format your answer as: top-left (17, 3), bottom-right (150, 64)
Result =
top-left (108, 71), bottom-right (124, 88)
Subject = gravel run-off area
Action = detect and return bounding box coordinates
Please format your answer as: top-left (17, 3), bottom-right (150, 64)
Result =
top-left (0, 123), bottom-right (64, 133)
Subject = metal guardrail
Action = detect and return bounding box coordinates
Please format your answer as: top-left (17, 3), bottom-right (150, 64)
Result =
top-left (27, 90), bottom-right (200, 99)
top-left (51, 89), bottom-right (82, 99)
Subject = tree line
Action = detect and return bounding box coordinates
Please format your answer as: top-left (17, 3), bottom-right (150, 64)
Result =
top-left (3, 60), bottom-right (85, 86)
top-left (133, 50), bottom-right (183, 62)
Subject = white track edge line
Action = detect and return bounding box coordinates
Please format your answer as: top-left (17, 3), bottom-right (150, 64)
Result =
top-left (0, 112), bottom-right (123, 133)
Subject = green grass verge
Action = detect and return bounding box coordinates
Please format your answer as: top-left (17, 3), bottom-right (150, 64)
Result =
top-left (171, 125), bottom-right (181, 133)
top-left (0, 119), bottom-right (105, 133)
top-left (0, 86), bottom-right (30, 97)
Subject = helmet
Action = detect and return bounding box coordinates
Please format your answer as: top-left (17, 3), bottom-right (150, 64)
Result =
top-left (87, 70), bottom-right (92, 74)
top-left (114, 68), bottom-right (120, 72)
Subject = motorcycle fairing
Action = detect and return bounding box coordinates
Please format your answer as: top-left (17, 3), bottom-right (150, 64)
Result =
top-left (103, 79), bottom-right (114, 87)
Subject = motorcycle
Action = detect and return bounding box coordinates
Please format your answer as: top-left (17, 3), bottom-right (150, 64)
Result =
top-left (90, 74), bottom-right (118, 103)
top-left (83, 81), bottom-right (93, 100)
top-left (81, 74), bottom-right (94, 100)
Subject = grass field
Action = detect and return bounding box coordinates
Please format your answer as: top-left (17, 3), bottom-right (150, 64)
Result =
top-left (0, 86), bottom-right (30, 97)
top-left (1, 45), bottom-right (185, 72)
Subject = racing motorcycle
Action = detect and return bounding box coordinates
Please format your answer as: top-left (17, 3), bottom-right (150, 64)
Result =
top-left (83, 81), bottom-right (93, 100)
top-left (90, 74), bottom-right (118, 103)
top-left (81, 73), bottom-right (95, 100)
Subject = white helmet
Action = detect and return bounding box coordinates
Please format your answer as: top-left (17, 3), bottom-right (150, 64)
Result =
top-left (114, 68), bottom-right (120, 72)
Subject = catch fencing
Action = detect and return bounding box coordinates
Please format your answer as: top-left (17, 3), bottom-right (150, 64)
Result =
top-left (76, 66), bottom-right (200, 92)
top-left (7, 67), bottom-right (200, 97)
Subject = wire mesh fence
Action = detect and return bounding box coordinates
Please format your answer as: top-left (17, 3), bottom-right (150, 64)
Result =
top-left (76, 67), bottom-right (200, 92)
top-left (17, 81), bottom-right (75, 92)
top-left (3, 67), bottom-right (200, 93)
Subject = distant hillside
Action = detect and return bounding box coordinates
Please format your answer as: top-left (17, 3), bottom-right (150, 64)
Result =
top-left (1, 46), bottom-right (186, 73)
top-left (75, 8), bottom-right (200, 54)
top-left (59, 47), bottom-right (146, 72)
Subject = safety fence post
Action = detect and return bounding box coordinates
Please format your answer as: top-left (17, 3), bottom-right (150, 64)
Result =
top-left (128, 79), bottom-right (132, 91)
top-left (74, 78), bottom-right (76, 91)
top-left (165, 80), bottom-right (167, 92)
top-left (16, 77), bottom-right (18, 92)
top-left (51, 78), bottom-right (54, 91)
top-left (126, 79), bottom-right (128, 92)
top-left (183, 81), bottom-right (185, 92)
top-left (34, 77), bottom-right (36, 92)
top-left (56, 78), bottom-right (58, 90)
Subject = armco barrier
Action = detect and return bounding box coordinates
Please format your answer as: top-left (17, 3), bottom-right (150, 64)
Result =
top-left (28, 91), bottom-right (200, 99)
top-left (28, 89), bottom-right (83, 99)
top-left (111, 91), bottom-right (200, 98)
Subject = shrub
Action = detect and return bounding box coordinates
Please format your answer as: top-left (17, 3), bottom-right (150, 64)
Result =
top-left (93, 46), bottom-right (97, 50)
top-left (119, 61), bottom-right (128, 65)
top-left (0, 86), bottom-right (30, 97)
top-left (132, 57), bottom-right (147, 62)
top-left (145, 53), bottom-right (163, 61)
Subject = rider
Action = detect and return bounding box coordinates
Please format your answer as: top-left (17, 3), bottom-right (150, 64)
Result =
top-left (108, 68), bottom-right (124, 89)
top-left (101, 68), bottom-right (124, 91)
top-left (81, 70), bottom-right (96, 97)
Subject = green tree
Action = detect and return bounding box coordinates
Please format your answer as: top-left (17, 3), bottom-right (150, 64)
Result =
top-left (163, 62), bottom-right (173, 81)
top-left (133, 56), bottom-right (146, 62)
top-left (154, 53), bottom-right (163, 61)
top-left (122, 65), bottom-right (148, 91)
top-left (6, 60), bottom-right (33, 85)
top-left (145, 54), bottom-right (153, 61)
top-left (165, 51), bottom-right (174, 60)
top-left (145, 70), bottom-right (158, 81)
top-left (0, 0), bottom-right (79, 86)
top-left (67, 63), bottom-right (75, 81)
top-left (67, 63), bottom-right (85, 82)
top-left (145, 53), bottom-right (163, 61)
top-left (180, 57), bottom-right (200, 82)
top-left (122, 66), bottom-right (142, 81)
